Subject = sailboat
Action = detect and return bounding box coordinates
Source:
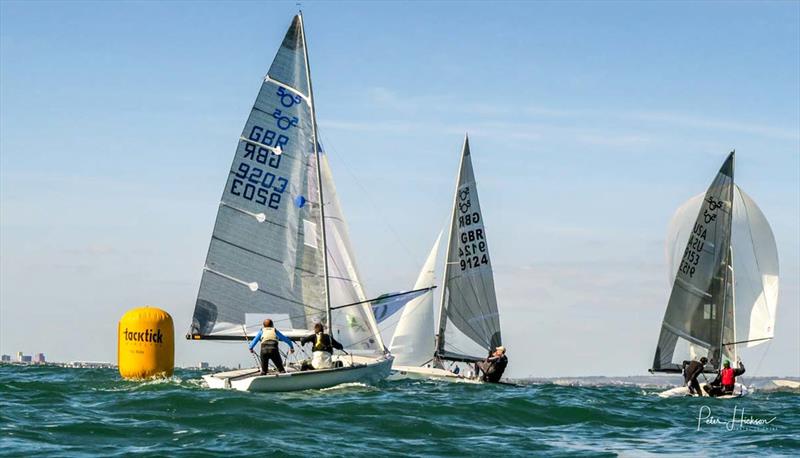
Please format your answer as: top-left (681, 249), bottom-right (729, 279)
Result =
top-left (391, 135), bottom-right (505, 383)
top-left (186, 14), bottom-right (393, 392)
top-left (651, 151), bottom-right (779, 398)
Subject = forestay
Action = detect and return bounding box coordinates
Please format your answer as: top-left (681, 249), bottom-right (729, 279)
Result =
top-left (436, 136), bottom-right (502, 362)
top-left (653, 153), bottom-right (735, 372)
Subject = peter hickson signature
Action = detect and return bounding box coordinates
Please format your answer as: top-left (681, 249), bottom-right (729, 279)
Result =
top-left (697, 405), bottom-right (777, 431)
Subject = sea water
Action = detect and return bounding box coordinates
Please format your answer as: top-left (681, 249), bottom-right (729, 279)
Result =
top-left (1, 365), bottom-right (797, 456)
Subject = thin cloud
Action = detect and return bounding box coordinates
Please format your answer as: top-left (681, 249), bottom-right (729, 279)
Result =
top-left (358, 86), bottom-right (799, 143)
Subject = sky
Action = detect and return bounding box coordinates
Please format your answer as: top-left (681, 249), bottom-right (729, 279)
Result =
top-left (1, 1), bottom-right (798, 378)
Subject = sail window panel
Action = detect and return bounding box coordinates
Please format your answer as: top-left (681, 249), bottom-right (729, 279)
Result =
top-left (703, 303), bottom-right (715, 320)
top-left (303, 220), bottom-right (318, 248)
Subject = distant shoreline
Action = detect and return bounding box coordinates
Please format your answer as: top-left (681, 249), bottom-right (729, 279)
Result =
top-left (2, 362), bottom-right (797, 385)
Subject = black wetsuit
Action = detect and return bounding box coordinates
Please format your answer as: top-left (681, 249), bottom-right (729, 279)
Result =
top-left (260, 340), bottom-right (285, 374)
top-left (479, 355), bottom-right (508, 383)
top-left (704, 362), bottom-right (746, 397)
top-left (682, 360), bottom-right (705, 395)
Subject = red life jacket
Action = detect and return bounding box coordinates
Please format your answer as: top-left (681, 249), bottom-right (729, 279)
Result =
top-left (721, 367), bottom-right (735, 385)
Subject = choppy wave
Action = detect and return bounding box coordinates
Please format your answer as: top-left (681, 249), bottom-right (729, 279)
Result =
top-left (1, 365), bottom-right (798, 456)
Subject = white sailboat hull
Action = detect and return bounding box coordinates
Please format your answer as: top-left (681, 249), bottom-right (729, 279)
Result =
top-left (388, 365), bottom-right (484, 384)
top-left (203, 355), bottom-right (393, 392)
top-left (657, 382), bottom-right (749, 398)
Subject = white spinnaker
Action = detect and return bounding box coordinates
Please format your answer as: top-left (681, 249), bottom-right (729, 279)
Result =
top-left (666, 186), bottom-right (779, 349)
top-left (319, 153), bottom-right (385, 354)
top-left (731, 187), bottom-right (779, 346)
top-left (390, 232), bottom-right (442, 367)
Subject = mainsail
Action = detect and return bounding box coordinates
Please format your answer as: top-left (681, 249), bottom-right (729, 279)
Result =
top-left (652, 153), bottom-right (741, 372)
top-left (188, 15), bottom-right (384, 355)
top-left (436, 136), bottom-right (502, 362)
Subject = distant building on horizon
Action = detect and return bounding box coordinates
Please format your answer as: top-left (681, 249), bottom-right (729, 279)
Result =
top-left (1, 355), bottom-right (10, 362)
top-left (34, 353), bottom-right (46, 363)
top-left (21, 355), bottom-right (32, 363)
top-left (199, 362), bottom-right (209, 369)
top-left (16, 352), bottom-right (25, 362)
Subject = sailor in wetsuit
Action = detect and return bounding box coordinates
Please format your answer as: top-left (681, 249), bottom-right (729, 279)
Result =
top-left (248, 319), bottom-right (294, 374)
top-left (682, 357), bottom-right (708, 396)
top-left (704, 360), bottom-right (745, 397)
top-left (300, 323), bottom-right (344, 370)
top-left (477, 346), bottom-right (508, 383)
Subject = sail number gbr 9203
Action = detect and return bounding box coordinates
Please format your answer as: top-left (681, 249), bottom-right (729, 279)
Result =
top-left (456, 186), bottom-right (489, 271)
top-left (228, 88), bottom-right (300, 211)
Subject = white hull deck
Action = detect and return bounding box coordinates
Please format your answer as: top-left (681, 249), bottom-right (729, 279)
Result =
top-left (389, 365), bottom-right (483, 384)
top-left (658, 382), bottom-right (749, 399)
top-left (203, 354), bottom-right (393, 392)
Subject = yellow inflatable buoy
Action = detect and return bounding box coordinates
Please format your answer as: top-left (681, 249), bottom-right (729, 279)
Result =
top-left (118, 306), bottom-right (174, 379)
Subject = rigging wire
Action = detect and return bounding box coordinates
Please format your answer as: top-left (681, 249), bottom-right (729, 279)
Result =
top-left (315, 130), bottom-right (419, 269)
top-left (241, 325), bottom-right (262, 372)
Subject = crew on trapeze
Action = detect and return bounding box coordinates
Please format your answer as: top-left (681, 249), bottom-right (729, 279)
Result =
top-left (477, 346), bottom-right (508, 383)
top-left (704, 359), bottom-right (746, 397)
top-left (249, 319), bottom-right (294, 375)
top-left (681, 356), bottom-right (708, 396)
top-left (300, 323), bottom-right (344, 370)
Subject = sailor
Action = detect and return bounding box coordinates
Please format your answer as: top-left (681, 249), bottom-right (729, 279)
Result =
top-left (300, 323), bottom-right (343, 370)
top-left (681, 356), bottom-right (708, 396)
top-left (477, 346), bottom-right (508, 383)
top-left (704, 360), bottom-right (746, 397)
top-left (248, 319), bottom-right (294, 375)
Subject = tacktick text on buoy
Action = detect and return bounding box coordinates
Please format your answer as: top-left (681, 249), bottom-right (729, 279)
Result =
top-left (118, 306), bottom-right (174, 379)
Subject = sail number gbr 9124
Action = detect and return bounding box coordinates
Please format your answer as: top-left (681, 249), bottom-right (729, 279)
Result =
top-left (457, 186), bottom-right (489, 271)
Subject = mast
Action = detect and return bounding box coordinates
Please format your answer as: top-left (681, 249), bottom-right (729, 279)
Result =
top-left (717, 150), bottom-right (735, 368)
top-left (435, 134), bottom-right (469, 360)
top-left (298, 12), bottom-right (332, 329)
